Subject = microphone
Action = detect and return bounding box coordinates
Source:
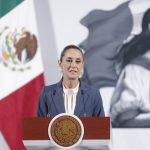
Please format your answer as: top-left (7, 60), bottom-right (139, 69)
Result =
top-left (81, 90), bottom-right (86, 117)
top-left (53, 89), bottom-right (56, 96)
top-left (81, 90), bottom-right (84, 95)
top-left (47, 113), bottom-right (51, 117)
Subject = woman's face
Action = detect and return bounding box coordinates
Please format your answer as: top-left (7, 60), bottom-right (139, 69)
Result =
top-left (59, 48), bottom-right (84, 81)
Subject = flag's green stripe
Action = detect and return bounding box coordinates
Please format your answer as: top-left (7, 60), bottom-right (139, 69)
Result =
top-left (0, 0), bottom-right (24, 17)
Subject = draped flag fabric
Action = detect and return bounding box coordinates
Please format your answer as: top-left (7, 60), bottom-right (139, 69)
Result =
top-left (0, 0), bottom-right (44, 149)
top-left (79, 2), bottom-right (133, 88)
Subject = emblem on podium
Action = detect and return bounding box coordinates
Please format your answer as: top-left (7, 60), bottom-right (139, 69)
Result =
top-left (48, 113), bottom-right (84, 149)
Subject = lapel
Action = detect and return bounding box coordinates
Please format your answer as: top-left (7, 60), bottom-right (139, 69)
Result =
top-left (52, 80), bottom-right (88, 116)
top-left (52, 80), bottom-right (65, 114)
top-left (74, 81), bottom-right (87, 116)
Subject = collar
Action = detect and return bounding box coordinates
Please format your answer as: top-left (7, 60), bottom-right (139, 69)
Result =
top-left (63, 83), bottom-right (79, 94)
top-left (56, 78), bottom-right (88, 93)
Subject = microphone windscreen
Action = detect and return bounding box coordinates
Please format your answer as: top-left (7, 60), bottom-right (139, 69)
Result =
top-left (53, 90), bottom-right (56, 95)
top-left (81, 90), bottom-right (84, 95)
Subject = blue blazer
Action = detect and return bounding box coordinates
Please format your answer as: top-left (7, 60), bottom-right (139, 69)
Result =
top-left (37, 80), bottom-right (105, 117)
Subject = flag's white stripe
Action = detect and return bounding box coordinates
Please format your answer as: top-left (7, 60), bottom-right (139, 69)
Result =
top-left (0, 131), bottom-right (10, 150)
top-left (0, 0), bottom-right (44, 99)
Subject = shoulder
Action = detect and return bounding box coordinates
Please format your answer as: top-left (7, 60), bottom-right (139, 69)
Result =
top-left (43, 81), bottom-right (61, 93)
top-left (81, 81), bottom-right (100, 95)
top-left (124, 63), bottom-right (150, 74)
top-left (122, 64), bottom-right (149, 80)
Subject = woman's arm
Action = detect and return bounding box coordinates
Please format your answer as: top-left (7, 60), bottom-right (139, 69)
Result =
top-left (93, 89), bottom-right (105, 117)
top-left (120, 112), bottom-right (150, 127)
top-left (37, 87), bottom-right (48, 117)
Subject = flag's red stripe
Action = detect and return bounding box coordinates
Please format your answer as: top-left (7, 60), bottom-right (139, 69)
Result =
top-left (0, 73), bottom-right (44, 150)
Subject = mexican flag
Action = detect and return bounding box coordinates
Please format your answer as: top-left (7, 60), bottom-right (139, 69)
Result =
top-left (0, 0), bottom-right (44, 149)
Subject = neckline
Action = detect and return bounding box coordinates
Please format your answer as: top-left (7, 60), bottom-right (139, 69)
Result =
top-left (63, 83), bottom-right (79, 94)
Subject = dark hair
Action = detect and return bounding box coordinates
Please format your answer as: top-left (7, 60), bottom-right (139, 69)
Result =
top-left (60, 44), bottom-right (84, 61)
top-left (142, 8), bottom-right (150, 31)
top-left (115, 8), bottom-right (150, 73)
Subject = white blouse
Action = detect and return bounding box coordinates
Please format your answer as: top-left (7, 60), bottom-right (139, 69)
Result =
top-left (63, 84), bottom-right (79, 114)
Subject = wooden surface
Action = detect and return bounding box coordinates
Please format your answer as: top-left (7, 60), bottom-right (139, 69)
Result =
top-left (23, 117), bottom-right (110, 140)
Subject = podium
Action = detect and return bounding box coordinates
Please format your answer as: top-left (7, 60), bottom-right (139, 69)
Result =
top-left (23, 117), bottom-right (111, 150)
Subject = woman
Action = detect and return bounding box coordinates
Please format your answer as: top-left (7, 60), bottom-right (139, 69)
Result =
top-left (37, 45), bottom-right (105, 117)
top-left (110, 8), bottom-right (150, 127)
